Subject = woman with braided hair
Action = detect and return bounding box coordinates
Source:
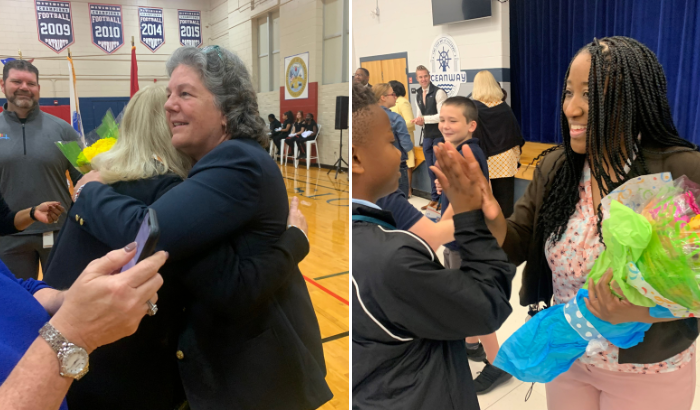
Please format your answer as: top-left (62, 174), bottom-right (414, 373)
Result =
top-left (475, 37), bottom-right (700, 409)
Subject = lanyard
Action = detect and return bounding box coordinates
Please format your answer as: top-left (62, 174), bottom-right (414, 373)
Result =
top-left (351, 215), bottom-right (396, 230)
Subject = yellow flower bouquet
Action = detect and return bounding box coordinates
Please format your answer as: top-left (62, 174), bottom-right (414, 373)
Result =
top-left (56, 110), bottom-right (120, 174)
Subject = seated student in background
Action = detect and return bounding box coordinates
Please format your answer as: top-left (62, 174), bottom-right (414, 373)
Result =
top-left (351, 83), bottom-right (515, 409)
top-left (285, 111), bottom-right (305, 159)
top-left (275, 111), bottom-right (294, 155)
top-left (437, 96), bottom-right (513, 394)
top-left (288, 113), bottom-right (318, 161)
top-left (268, 114), bottom-right (282, 154)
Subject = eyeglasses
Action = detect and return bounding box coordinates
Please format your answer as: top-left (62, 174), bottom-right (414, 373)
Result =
top-left (384, 93), bottom-right (397, 97)
top-left (202, 45), bottom-right (223, 61)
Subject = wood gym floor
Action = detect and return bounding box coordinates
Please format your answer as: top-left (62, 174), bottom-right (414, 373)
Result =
top-left (279, 162), bottom-right (350, 410)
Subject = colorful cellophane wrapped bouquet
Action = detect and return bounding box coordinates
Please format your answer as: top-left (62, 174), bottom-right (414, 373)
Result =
top-left (55, 110), bottom-right (120, 174)
top-left (585, 173), bottom-right (700, 318)
top-left (493, 173), bottom-right (700, 383)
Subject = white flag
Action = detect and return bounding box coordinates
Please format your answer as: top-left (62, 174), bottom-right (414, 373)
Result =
top-left (67, 55), bottom-right (85, 147)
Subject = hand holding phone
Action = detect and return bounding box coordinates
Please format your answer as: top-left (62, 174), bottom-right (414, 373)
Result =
top-left (120, 208), bottom-right (160, 273)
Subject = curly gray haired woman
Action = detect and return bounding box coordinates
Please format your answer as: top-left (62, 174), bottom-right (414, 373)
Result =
top-left (164, 45), bottom-right (268, 157)
top-left (70, 44), bottom-right (331, 409)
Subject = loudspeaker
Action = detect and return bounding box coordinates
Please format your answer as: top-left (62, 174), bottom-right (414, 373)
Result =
top-left (335, 96), bottom-right (349, 130)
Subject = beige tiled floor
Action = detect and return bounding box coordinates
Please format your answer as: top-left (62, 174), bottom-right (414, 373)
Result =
top-left (406, 195), bottom-right (700, 409)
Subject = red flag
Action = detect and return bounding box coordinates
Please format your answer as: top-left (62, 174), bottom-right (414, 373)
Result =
top-left (130, 46), bottom-right (139, 97)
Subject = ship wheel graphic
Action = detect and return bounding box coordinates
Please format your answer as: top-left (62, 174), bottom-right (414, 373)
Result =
top-left (438, 47), bottom-right (451, 72)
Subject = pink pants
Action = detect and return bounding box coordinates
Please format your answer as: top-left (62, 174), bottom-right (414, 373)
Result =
top-left (546, 359), bottom-right (696, 410)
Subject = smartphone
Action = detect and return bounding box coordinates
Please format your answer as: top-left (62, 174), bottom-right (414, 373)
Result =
top-left (120, 208), bottom-right (160, 273)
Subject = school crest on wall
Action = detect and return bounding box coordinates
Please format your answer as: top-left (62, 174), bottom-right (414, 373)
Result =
top-left (285, 52), bottom-right (309, 100)
top-left (429, 35), bottom-right (466, 97)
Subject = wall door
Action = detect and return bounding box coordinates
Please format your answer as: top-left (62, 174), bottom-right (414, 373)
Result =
top-left (361, 58), bottom-right (408, 96)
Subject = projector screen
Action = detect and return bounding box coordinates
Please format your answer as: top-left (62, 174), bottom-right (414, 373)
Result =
top-left (432, 0), bottom-right (492, 26)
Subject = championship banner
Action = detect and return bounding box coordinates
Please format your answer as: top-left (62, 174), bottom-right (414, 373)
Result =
top-left (178, 10), bottom-right (202, 47)
top-left (89, 3), bottom-right (124, 54)
top-left (138, 7), bottom-right (164, 52)
top-left (34, 0), bottom-right (75, 54)
top-left (284, 52), bottom-right (309, 100)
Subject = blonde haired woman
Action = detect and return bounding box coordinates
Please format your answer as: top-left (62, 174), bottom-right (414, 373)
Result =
top-left (42, 85), bottom-right (194, 409)
top-left (472, 70), bottom-right (524, 218)
top-left (90, 85), bottom-right (192, 184)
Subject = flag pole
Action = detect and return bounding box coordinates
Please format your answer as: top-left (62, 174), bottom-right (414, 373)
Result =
top-left (18, 49), bottom-right (22, 60)
top-left (131, 36), bottom-right (134, 47)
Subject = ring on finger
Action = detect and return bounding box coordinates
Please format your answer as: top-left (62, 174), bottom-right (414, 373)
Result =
top-left (146, 300), bottom-right (158, 316)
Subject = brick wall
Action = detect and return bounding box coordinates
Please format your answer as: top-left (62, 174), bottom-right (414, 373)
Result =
top-left (225, 0), bottom-right (349, 166)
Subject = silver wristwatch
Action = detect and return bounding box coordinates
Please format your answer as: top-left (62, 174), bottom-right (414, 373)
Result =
top-left (39, 322), bottom-right (89, 380)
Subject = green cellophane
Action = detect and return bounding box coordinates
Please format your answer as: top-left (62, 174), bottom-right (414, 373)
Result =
top-left (585, 200), bottom-right (655, 307)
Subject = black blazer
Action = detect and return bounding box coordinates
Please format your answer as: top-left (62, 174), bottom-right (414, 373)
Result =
top-left (69, 138), bottom-right (332, 410)
top-left (44, 174), bottom-right (187, 410)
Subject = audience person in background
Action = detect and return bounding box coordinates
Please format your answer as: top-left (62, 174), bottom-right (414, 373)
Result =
top-left (268, 114), bottom-right (282, 156)
top-left (287, 113), bottom-right (318, 162)
top-left (477, 36), bottom-right (700, 410)
top-left (351, 82), bottom-right (515, 410)
top-left (276, 110), bottom-right (294, 157)
top-left (353, 67), bottom-right (370, 88)
top-left (373, 83), bottom-right (412, 197)
top-left (285, 111), bottom-right (306, 159)
top-left (0, 194), bottom-right (63, 236)
top-left (437, 96), bottom-right (513, 393)
top-left (0, 60), bottom-right (82, 280)
top-left (411, 65), bottom-right (447, 210)
top-left (497, 81), bottom-right (508, 103)
top-left (389, 80), bottom-right (416, 197)
top-left (471, 70), bottom-right (524, 219)
top-left (0, 244), bottom-right (167, 410)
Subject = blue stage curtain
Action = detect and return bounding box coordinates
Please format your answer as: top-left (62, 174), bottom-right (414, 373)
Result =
top-left (510, 0), bottom-right (700, 145)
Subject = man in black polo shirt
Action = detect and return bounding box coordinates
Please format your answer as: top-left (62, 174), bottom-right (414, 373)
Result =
top-left (412, 65), bottom-right (447, 210)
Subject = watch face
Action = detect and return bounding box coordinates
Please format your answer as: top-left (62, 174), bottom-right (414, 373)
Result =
top-left (62, 346), bottom-right (89, 376)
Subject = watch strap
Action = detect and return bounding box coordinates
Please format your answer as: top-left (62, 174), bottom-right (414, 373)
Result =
top-left (39, 322), bottom-right (66, 354)
top-left (39, 322), bottom-right (89, 380)
top-left (29, 206), bottom-right (37, 221)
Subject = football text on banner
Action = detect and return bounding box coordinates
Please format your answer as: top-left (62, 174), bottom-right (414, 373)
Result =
top-left (178, 10), bottom-right (202, 47)
top-left (35, 0), bottom-right (75, 53)
top-left (89, 3), bottom-right (124, 54)
top-left (138, 7), bottom-right (164, 52)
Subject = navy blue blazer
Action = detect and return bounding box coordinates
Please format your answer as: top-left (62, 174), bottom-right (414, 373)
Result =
top-left (70, 138), bottom-right (332, 410)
